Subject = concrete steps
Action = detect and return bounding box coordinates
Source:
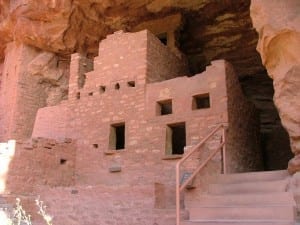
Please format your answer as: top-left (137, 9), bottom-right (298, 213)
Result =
top-left (183, 170), bottom-right (296, 225)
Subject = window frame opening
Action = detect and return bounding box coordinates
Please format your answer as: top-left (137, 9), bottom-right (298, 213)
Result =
top-left (99, 86), bottom-right (106, 94)
top-left (109, 122), bottom-right (125, 150)
top-left (127, 81), bottom-right (135, 87)
top-left (192, 93), bottom-right (210, 110)
top-left (115, 83), bottom-right (120, 90)
top-left (165, 122), bottom-right (186, 155)
top-left (60, 159), bottom-right (67, 165)
top-left (157, 99), bottom-right (173, 116)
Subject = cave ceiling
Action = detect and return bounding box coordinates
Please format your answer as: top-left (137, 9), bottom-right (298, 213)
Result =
top-left (0, 0), bottom-right (278, 132)
top-left (0, 0), bottom-right (264, 75)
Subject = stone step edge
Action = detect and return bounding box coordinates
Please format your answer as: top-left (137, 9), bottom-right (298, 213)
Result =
top-left (187, 219), bottom-right (294, 223)
top-left (186, 204), bottom-right (296, 208)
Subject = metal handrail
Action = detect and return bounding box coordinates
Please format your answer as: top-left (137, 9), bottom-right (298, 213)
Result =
top-left (175, 124), bottom-right (227, 225)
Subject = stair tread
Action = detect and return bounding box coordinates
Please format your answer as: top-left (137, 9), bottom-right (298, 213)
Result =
top-left (216, 170), bottom-right (289, 184)
top-left (189, 205), bottom-right (295, 220)
top-left (184, 170), bottom-right (295, 224)
top-left (186, 192), bottom-right (295, 206)
top-left (209, 179), bottom-right (288, 195)
top-left (182, 219), bottom-right (294, 225)
top-left (188, 205), bottom-right (295, 208)
top-left (188, 219), bottom-right (294, 222)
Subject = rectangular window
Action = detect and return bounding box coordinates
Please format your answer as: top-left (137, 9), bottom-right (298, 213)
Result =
top-left (109, 123), bottom-right (125, 150)
top-left (192, 93), bottom-right (210, 110)
top-left (76, 92), bottom-right (80, 99)
top-left (99, 86), bottom-right (106, 93)
top-left (166, 122), bottom-right (186, 155)
top-left (157, 99), bottom-right (172, 115)
top-left (127, 81), bottom-right (135, 87)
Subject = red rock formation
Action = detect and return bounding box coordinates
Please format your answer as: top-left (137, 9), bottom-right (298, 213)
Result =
top-left (250, 0), bottom-right (300, 173)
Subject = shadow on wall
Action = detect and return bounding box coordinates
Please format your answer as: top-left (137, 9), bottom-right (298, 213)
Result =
top-left (262, 124), bottom-right (293, 170)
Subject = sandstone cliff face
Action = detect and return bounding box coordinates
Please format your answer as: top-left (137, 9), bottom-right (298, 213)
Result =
top-left (0, 0), bottom-right (213, 61)
top-left (250, 0), bottom-right (300, 172)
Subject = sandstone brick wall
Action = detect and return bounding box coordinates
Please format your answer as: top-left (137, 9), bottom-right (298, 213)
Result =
top-left (3, 31), bottom-right (264, 225)
top-left (68, 53), bottom-right (93, 100)
top-left (32, 104), bottom-right (71, 140)
top-left (225, 62), bottom-right (263, 172)
top-left (29, 59), bottom-right (260, 225)
top-left (33, 59), bottom-right (229, 186)
top-left (0, 138), bottom-right (76, 195)
top-left (31, 184), bottom-right (172, 225)
top-left (146, 30), bottom-right (189, 82)
top-left (132, 14), bottom-right (183, 57)
top-left (0, 43), bottom-right (21, 140)
top-left (0, 43), bottom-right (48, 141)
top-left (79, 30), bottom-right (188, 100)
top-left (83, 30), bottom-right (149, 92)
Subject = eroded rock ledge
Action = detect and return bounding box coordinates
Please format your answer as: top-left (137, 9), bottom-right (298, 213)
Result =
top-left (250, 0), bottom-right (300, 173)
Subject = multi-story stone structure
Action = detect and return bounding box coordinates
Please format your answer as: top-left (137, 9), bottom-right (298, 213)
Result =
top-left (0, 30), bottom-right (262, 224)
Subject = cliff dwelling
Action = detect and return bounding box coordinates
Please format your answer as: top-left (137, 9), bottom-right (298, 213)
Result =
top-left (0, 1), bottom-right (299, 225)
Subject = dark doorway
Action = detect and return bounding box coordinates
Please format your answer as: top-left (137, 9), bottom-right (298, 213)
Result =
top-left (166, 123), bottom-right (186, 155)
top-left (109, 123), bottom-right (125, 150)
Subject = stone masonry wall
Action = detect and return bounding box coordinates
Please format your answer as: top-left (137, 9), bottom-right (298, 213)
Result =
top-left (0, 138), bottom-right (75, 223)
top-left (81, 30), bottom-right (189, 97)
top-left (31, 61), bottom-right (229, 225)
top-left (32, 59), bottom-right (229, 185)
top-left (0, 43), bottom-right (21, 140)
top-left (225, 62), bottom-right (263, 173)
top-left (83, 30), bottom-right (149, 92)
top-left (0, 43), bottom-right (48, 141)
top-left (0, 138), bottom-right (76, 195)
top-left (146, 30), bottom-right (189, 82)
top-left (68, 53), bottom-right (93, 100)
top-left (12, 31), bottom-right (261, 225)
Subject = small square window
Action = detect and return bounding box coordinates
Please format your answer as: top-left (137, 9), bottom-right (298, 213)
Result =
top-left (115, 83), bottom-right (120, 90)
top-left (99, 86), bottom-right (106, 93)
top-left (88, 92), bottom-right (93, 96)
top-left (157, 99), bottom-right (172, 115)
top-left (192, 93), bottom-right (210, 110)
top-left (60, 159), bottom-right (67, 165)
top-left (127, 81), bottom-right (135, 87)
